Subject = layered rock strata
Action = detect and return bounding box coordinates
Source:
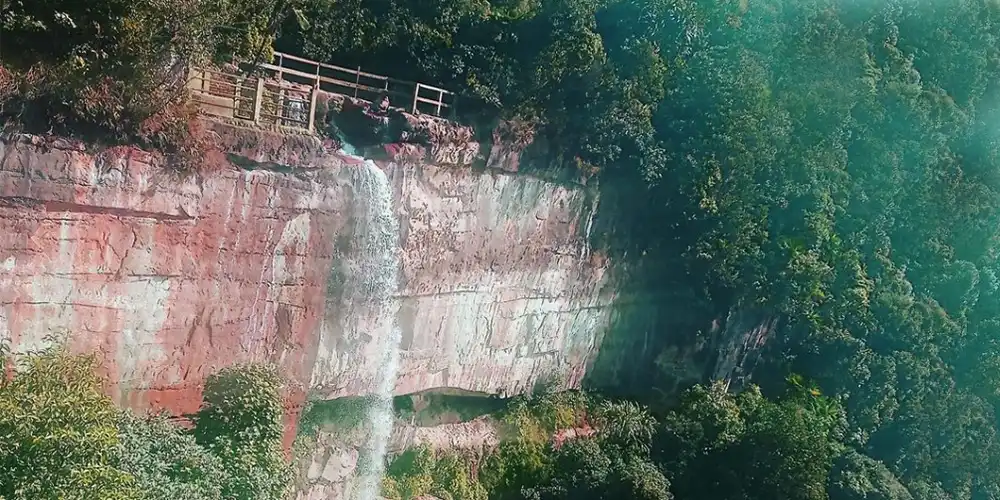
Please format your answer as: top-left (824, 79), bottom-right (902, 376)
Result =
top-left (0, 123), bottom-right (613, 425)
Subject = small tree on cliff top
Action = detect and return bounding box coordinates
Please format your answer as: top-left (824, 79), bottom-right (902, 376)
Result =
top-left (193, 363), bottom-right (291, 500)
top-left (0, 0), bottom-right (300, 157)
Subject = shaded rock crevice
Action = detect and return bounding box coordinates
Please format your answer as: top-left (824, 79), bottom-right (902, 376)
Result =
top-left (0, 197), bottom-right (196, 221)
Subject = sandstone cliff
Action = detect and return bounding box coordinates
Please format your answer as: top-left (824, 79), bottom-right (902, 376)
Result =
top-left (0, 120), bottom-right (613, 430)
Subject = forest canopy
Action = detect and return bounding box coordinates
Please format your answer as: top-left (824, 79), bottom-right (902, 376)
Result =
top-left (280, 0), bottom-right (1000, 497)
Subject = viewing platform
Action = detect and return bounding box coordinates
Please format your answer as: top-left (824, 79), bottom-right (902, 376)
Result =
top-left (186, 51), bottom-right (456, 134)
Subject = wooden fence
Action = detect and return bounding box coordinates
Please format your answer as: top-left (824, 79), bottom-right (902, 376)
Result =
top-left (187, 51), bottom-right (455, 133)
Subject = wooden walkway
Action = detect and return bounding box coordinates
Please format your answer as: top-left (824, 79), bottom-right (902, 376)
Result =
top-left (187, 51), bottom-right (455, 133)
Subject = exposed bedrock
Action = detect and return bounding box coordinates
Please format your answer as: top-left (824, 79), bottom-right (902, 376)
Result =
top-left (0, 123), bottom-right (614, 432)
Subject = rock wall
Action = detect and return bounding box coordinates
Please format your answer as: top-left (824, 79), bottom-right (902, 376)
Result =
top-left (0, 124), bottom-right (613, 423)
top-left (296, 416), bottom-right (499, 500)
top-left (708, 307), bottom-right (778, 392)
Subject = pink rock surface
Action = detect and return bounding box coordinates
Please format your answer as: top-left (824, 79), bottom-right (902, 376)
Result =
top-left (0, 134), bottom-right (350, 419)
top-left (0, 126), bottom-right (613, 424)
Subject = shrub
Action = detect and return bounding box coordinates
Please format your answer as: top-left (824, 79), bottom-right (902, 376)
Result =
top-left (593, 400), bottom-right (657, 455)
top-left (296, 395), bottom-right (370, 439)
top-left (502, 391), bottom-right (590, 436)
top-left (431, 453), bottom-right (487, 500)
top-left (479, 435), bottom-right (550, 498)
top-left (480, 391), bottom-right (590, 498)
top-left (0, 0), bottom-right (286, 170)
top-left (115, 411), bottom-right (226, 500)
top-left (0, 346), bottom-right (139, 499)
top-left (193, 363), bottom-right (291, 500)
top-left (382, 447), bottom-right (436, 499)
top-left (0, 343), bottom-right (293, 500)
top-left (383, 446), bottom-right (486, 500)
top-left (137, 99), bottom-right (228, 173)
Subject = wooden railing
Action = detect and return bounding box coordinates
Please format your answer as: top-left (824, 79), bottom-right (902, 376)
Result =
top-left (265, 51), bottom-right (454, 116)
top-left (187, 51), bottom-right (455, 133)
top-left (188, 67), bottom-right (316, 132)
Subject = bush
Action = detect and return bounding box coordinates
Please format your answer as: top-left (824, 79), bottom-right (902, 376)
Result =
top-left (0, 0), bottom-right (286, 171)
top-left (592, 400), bottom-right (656, 455)
top-left (382, 447), bottom-right (436, 499)
top-left (656, 383), bottom-right (845, 500)
top-left (0, 342), bottom-right (292, 500)
top-left (479, 392), bottom-right (590, 498)
top-left (296, 396), bottom-right (370, 439)
top-left (193, 364), bottom-right (291, 500)
top-left (115, 411), bottom-right (226, 500)
top-left (521, 438), bottom-right (671, 500)
top-left (479, 436), bottom-right (550, 499)
top-left (0, 346), bottom-right (139, 499)
top-left (382, 446), bottom-right (486, 500)
top-left (502, 391), bottom-right (590, 436)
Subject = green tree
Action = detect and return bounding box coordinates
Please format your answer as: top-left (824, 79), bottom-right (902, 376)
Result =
top-left (0, 347), bottom-right (139, 499)
top-left (0, 0), bottom-right (292, 142)
top-left (657, 382), bottom-right (845, 500)
top-left (592, 399), bottom-right (656, 455)
top-left (382, 446), bottom-right (487, 500)
top-left (829, 451), bottom-right (913, 500)
top-left (521, 438), bottom-right (671, 500)
top-left (193, 364), bottom-right (291, 500)
top-left (115, 411), bottom-right (226, 500)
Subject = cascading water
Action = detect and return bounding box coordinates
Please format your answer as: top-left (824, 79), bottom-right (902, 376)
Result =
top-left (349, 159), bottom-right (403, 500)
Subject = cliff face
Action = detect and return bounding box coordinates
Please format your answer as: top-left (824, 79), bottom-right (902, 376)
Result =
top-left (310, 161), bottom-right (610, 400)
top-left (296, 416), bottom-right (499, 499)
top-left (0, 123), bottom-right (613, 419)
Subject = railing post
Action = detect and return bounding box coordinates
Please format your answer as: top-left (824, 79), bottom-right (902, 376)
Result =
top-left (412, 83), bottom-right (421, 114)
top-left (276, 53), bottom-right (284, 82)
top-left (278, 87), bottom-right (287, 126)
top-left (234, 77), bottom-right (242, 116)
top-left (253, 78), bottom-right (264, 124)
top-left (436, 89), bottom-right (443, 116)
top-left (354, 66), bottom-right (360, 98)
top-left (308, 85), bottom-right (318, 133)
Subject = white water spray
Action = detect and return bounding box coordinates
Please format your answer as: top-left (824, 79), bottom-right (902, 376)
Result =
top-left (350, 160), bottom-right (403, 500)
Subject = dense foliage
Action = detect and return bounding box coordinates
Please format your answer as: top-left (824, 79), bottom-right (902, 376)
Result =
top-left (381, 384), bottom-right (848, 500)
top-left (520, 398), bottom-right (669, 500)
top-left (382, 446), bottom-right (488, 500)
top-left (0, 346), bottom-right (289, 500)
top-left (0, 347), bottom-right (138, 499)
top-left (0, 0), bottom-right (308, 170)
top-left (115, 412), bottom-right (226, 500)
top-left (277, 1), bottom-right (1000, 498)
top-left (656, 382), bottom-right (847, 500)
top-left (4, 0), bottom-right (1000, 498)
top-left (193, 364), bottom-right (292, 500)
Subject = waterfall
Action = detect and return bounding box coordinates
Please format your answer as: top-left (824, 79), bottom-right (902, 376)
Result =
top-left (350, 160), bottom-right (403, 500)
